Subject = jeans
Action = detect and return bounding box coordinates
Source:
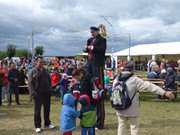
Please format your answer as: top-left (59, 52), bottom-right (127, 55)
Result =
top-left (81, 127), bottom-right (95, 135)
top-left (2, 85), bottom-right (9, 101)
top-left (9, 84), bottom-right (20, 104)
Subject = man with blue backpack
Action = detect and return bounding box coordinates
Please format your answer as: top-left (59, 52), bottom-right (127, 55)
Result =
top-left (111, 62), bottom-right (175, 135)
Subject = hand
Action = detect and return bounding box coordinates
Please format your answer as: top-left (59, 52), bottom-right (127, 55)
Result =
top-left (87, 46), bottom-right (93, 50)
top-left (164, 91), bottom-right (175, 99)
top-left (31, 91), bottom-right (37, 98)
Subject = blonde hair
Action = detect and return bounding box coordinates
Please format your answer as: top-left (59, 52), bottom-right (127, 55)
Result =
top-left (98, 24), bottom-right (107, 38)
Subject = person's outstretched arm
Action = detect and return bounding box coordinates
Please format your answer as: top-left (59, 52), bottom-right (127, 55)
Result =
top-left (135, 76), bottom-right (174, 99)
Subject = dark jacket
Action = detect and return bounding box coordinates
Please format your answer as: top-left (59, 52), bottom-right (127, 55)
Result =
top-left (165, 67), bottom-right (176, 90)
top-left (85, 34), bottom-right (106, 66)
top-left (8, 69), bottom-right (19, 85)
top-left (28, 68), bottom-right (51, 96)
top-left (80, 73), bottom-right (93, 101)
top-left (19, 69), bottom-right (27, 85)
top-left (60, 78), bottom-right (70, 93)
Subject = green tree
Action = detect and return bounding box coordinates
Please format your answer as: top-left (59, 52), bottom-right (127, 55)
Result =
top-left (16, 49), bottom-right (31, 58)
top-left (0, 51), bottom-right (7, 59)
top-left (35, 46), bottom-right (44, 56)
top-left (7, 44), bottom-right (16, 59)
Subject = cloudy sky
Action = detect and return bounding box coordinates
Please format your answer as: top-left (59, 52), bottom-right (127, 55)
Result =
top-left (0, 0), bottom-right (180, 56)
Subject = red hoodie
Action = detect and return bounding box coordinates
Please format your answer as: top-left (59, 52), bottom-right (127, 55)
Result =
top-left (0, 67), bottom-right (9, 86)
top-left (51, 72), bottom-right (61, 87)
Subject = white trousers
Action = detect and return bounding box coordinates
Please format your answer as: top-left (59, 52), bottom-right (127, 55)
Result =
top-left (117, 115), bottom-right (139, 135)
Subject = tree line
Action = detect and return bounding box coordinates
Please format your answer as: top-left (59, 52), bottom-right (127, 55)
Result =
top-left (0, 44), bottom-right (44, 59)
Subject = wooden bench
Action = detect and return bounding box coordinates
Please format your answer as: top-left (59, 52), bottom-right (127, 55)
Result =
top-left (109, 76), bottom-right (165, 87)
top-left (176, 81), bottom-right (180, 90)
top-left (141, 78), bottom-right (164, 86)
top-left (18, 85), bottom-right (29, 94)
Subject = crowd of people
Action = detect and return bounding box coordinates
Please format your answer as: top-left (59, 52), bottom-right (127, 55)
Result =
top-left (147, 58), bottom-right (180, 79)
top-left (0, 24), bottom-right (179, 135)
top-left (0, 59), bottom-right (28, 105)
top-left (147, 58), bottom-right (180, 94)
top-left (0, 24), bottom-right (107, 135)
top-left (0, 55), bottom-right (179, 134)
top-left (0, 57), bottom-right (86, 106)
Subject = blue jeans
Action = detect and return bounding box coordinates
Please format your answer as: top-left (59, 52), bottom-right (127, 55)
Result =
top-left (81, 127), bottom-right (95, 135)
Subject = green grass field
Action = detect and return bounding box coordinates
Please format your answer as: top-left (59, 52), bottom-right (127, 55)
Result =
top-left (0, 93), bottom-right (180, 135)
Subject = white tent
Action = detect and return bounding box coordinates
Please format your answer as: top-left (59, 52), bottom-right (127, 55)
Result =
top-left (76, 52), bottom-right (112, 56)
top-left (113, 42), bottom-right (180, 56)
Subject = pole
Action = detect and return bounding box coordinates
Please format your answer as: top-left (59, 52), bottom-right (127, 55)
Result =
top-left (128, 33), bottom-right (131, 61)
top-left (100, 16), bottom-right (114, 69)
top-left (32, 31), bottom-right (34, 59)
top-left (27, 37), bottom-right (30, 59)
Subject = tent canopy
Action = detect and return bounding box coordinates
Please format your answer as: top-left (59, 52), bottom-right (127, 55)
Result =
top-left (76, 52), bottom-right (112, 56)
top-left (113, 42), bottom-right (180, 56)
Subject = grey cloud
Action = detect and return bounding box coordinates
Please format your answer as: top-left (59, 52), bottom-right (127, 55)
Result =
top-left (0, 0), bottom-right (180, 55)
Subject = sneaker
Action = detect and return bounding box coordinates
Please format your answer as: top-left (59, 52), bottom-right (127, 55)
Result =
top-left (35, 128), bottom-right (41, 133)
top-left (45, 124), bottom-right (55, 129)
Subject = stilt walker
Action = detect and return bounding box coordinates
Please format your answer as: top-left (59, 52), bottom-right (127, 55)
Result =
top-left (84, 24), bottom-right (107, 129)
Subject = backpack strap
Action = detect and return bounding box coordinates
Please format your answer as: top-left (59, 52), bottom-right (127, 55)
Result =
top-left (115, 73), bottom-right (133, 86)
top-left (117, 73), bottom-right (137, 101)
top-left (130, 89), bottom-right (137, 101)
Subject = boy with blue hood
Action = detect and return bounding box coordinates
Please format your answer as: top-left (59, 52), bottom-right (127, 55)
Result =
top-left (60, 93), bottom-right (80, 135)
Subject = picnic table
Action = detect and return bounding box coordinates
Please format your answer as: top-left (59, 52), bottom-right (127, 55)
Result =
top-left (136, 77), bottom-right (165, 86)
top-left (145, 78), bottom-right (164, 86)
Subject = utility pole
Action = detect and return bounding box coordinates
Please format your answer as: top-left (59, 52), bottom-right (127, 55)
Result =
top-left (100, 15), bottom-right (117, 70)
top-left (128, 33), bottom-right (131, 61)
top-left (31, 31), bottom-right (34, 59)
top-left (100, 16), bottom-right (113, 27)
top-left (27, 36), bottom-right (31, 59)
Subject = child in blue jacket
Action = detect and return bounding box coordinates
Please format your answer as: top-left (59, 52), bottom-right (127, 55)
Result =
top-left (59, 74), bottom-right (71, 98)
top-left (60, 93), bottom-right (80, 135)
top-left (79, 94), bottom-right (96, 135)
